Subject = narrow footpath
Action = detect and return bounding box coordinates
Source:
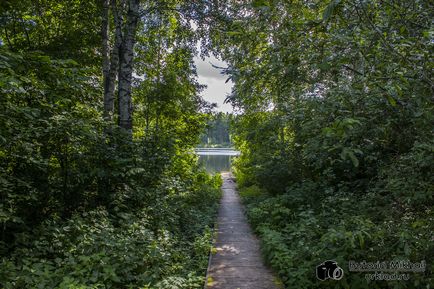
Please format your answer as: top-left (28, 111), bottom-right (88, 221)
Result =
top-left (206, 172), bottom-right (278, 289)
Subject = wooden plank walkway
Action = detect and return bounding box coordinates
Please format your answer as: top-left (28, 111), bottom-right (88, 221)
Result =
top-left (206, 172), bottom-right (278, 289)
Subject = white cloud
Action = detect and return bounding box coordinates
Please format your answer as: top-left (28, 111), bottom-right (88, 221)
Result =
top-left (195, 58), bottom-right (227, 80)
top-left (194, 55), bottom-right (234, 113)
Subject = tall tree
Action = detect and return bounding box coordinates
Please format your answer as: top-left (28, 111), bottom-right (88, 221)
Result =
top-left (101, 0), bottom-right (112, 121)
top-left (117, 0), bottom-right (140, 132)
top-left (101, 0), bottom-right (139, 133)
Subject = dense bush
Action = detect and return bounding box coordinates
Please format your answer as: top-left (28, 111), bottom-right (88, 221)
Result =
top-left (234, 89), bottom-right (433, 288)
top-left (0, 47), bottom-right (221, 288)
top-left (0, 1), bottom-right (225, 288)
top-left (1, 171), bottom-right (221, 289)
top-left (206, 0), bottom-right (434, 287)
top-left (240, 182), bottom-right (433, 288)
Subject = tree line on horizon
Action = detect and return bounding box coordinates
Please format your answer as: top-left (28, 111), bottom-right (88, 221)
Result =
top-left (199, 112), bottom-right (233, 148)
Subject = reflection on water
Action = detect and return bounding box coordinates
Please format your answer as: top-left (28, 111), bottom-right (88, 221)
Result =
top-left (196, 148), bottom-right (240, 173)
top-left (198, 154), bottom-right (235, 173)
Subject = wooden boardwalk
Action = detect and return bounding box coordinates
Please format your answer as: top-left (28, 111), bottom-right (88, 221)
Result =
top-left (206, 172), bottom-right (278, 289)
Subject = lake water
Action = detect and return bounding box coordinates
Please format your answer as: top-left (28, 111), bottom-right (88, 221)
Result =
top-left (195, 148), bottom-right (240, 173)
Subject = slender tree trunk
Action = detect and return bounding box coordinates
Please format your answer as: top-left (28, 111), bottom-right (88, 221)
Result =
top-left (102, 0), bottom-right (124, 122)
top-left (108, 0), bottom-right (123, 121)
top-left (101, 0), bottom-right (111, 120)
top-left (117, 0), bottom-right (139, 134)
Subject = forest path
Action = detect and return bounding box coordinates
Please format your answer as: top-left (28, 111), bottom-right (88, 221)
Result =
top-left (206, 172), bottom-right (278, 289)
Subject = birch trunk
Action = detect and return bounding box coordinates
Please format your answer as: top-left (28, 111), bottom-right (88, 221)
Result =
top-left (102, 0), bottom-right (124, 122)
top-left (117, 0), bottom-right (139, 133)
top-left (107, 0), bottom-right (123, 120)
top-left (101, 0), bottom-right (111, 120)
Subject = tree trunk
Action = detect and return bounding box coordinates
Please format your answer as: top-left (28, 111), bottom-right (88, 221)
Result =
top-left (117, 0), bottom-right (139, 134)
top-left (102, 0), bottom-right (124, 122)
top-left (101, 0), bottom-right (111, 120)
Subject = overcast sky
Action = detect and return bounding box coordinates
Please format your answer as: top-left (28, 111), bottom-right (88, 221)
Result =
top-left (194, 56), bottom-right (234, 113)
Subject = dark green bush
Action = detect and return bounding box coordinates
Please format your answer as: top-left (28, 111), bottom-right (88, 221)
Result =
top-left (0, 48), bottom-right (222, 288)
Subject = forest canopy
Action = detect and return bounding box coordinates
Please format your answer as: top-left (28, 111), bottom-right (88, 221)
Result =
top-left (0, 0), bottom-right (433, 288)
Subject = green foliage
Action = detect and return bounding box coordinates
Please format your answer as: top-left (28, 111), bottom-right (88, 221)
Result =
top-left (0, 0), bottom-right (101, 66)
top-left (1, 171), bottom-right (220, 288)
top-left (239, 185), bottom-right (263, 199)
top-left (0, 1), bottom-right (221, 287)
top-left (240, 186), bottom-right (433, 288)
top-left (2, 0), bottom-right (433, 288)
top-left (208, 0), bottom-right (434, 287)
top-left (376, 141), bottom-right (434, 206)
top-left (199, 112), bottom-right (233, 148)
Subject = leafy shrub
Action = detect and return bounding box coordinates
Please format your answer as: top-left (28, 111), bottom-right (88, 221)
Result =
top-left (0, 49), bottom-right (221, 289)
top-left (376, 141), bottom-right (434, 206)
top-left (0, 169), bottom-right (221, 288)
top-left (239, 185), bottom-right (263, 199)
top-left (239, 180), bottom-right (433, 288)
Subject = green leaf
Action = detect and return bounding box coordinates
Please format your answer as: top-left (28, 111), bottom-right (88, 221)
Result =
top-left (323, 0), bottom-right (341, 21)
top-left (348, 151), bottom-right (359, 167)
top-left (226, 31), bottom-right (242, 36)
top-left (252, 0), bottom-right (269, 8)
top-left (386, 95), bottom-right (397, 107)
